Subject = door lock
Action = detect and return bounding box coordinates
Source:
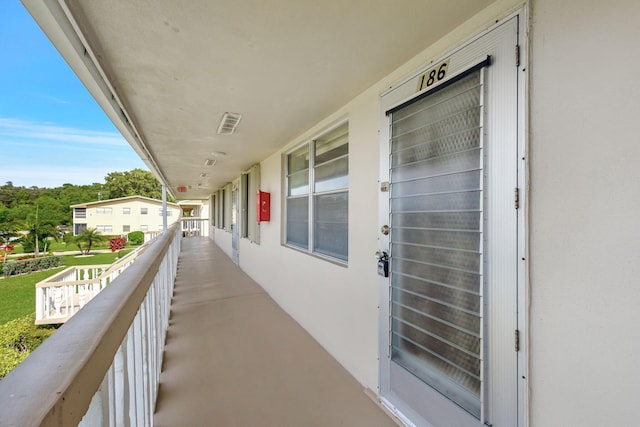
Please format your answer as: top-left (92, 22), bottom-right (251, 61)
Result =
top-left (381, 225), bottom-right (390, 235)
top-left (377, 251), bottom-right (389, 277)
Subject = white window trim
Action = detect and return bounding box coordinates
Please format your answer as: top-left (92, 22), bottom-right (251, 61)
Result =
top-left (283, 121), bottom-right (349, 264)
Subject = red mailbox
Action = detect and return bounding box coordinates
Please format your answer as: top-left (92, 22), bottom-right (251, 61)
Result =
top-left (256, 190), bottom-right (270, 222)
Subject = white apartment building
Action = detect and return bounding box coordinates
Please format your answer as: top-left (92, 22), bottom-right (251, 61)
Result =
top-left (71, 196), bottom-right (181, 236)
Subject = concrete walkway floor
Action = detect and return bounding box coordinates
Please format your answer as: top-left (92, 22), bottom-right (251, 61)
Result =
top-left (153, 238), bottom-right (398, 427)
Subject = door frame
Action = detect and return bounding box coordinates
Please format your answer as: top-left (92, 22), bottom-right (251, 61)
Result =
top-left (377, 7), bottom-right (528, 426)
top-left (231, 179), bottom-right (240, 265)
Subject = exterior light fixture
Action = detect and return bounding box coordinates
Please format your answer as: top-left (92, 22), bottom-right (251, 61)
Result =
top-left (199, 173), bottom-right (208, 178)
top-left (217, 112), bottom-right (242, 135)
top-left (204, 159), bottom-right (216, 166)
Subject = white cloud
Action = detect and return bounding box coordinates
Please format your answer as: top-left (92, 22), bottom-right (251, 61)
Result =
top-left (0, 117), bottom-right (147, 187)
top-left (0, 117), bottom-right (128, 146)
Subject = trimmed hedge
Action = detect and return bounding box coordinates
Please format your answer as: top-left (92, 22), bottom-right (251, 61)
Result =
top-left (127, 231), bottom-right (144, 245)
top-left (2, 256), bottom-right (62, 277)
top-left (0, 314), bottom-right (56, 379)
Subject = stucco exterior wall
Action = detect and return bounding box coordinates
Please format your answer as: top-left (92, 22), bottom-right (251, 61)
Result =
top-left (214, 1), bottom-right (640, 423)
top-left (75, 198), bottom-right (181, 234)
top-left (222, 0), bottom-right (524, 394)
top-left (529, 0), bottom-right (640, 425)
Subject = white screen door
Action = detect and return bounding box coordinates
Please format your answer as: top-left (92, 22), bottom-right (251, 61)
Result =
top-left (379, 15), bottom-right (521, 427)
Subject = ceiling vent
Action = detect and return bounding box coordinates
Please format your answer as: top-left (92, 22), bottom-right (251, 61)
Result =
top-left (217, 112), bottom-right (242, 135)
top-left (203, 159), bottom-right (216, 166)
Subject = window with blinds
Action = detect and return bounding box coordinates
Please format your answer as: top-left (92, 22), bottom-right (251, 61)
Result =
top-left (240, 164), bottom-right (261, 243)
top-left (389, 70), bottom-right (484, 418)
top-left (285, 123), bottom-right (349, 262)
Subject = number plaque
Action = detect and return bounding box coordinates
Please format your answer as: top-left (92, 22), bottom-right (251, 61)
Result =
top-left (416, 59), bottom-right (450, 92)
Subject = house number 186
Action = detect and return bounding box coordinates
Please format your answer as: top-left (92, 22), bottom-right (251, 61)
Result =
top-left (416, 59), bottom-right (450, 92)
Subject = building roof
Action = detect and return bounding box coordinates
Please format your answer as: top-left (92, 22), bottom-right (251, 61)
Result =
top-left (70, 195), bottom-right (180, 209)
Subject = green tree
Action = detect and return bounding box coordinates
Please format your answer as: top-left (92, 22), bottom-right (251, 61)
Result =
top-left (0, 182), bottom-right (16, 207)
top-left (75, 228), bottom-right (106, 255)
top-left (22, 205), bottom-right (59, 255)
top-left (32, 195), bottom-right (66, 226)
top-left (104, 169), bottom-right (163, 199)
top-left (0, 202), bottom-right (20, 257)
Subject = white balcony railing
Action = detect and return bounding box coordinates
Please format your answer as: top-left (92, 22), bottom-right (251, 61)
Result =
top-left (0, 223), bottom-right (181, 427)
top-left (181, 217), bottom-right (209, 237)
top-left (35, 247), bottom-right (147, 325)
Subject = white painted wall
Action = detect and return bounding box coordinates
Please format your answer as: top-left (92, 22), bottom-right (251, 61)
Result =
top-left (529, 0), bottom-right (640, 425)
top-left (77, 198), bottom-right (181, 234)
top-left (214, 3), bottom-right (640, 425)
top-left (218, 0), bottom-right (525, 394)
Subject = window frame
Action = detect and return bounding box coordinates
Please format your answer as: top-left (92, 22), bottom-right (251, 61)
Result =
top-left (74, 208), bottom-right (86, 219)
top-left (240, 164), bottom-right (261, 243)
top-left (96, 225), bottom-right (113, 233)
top-left (140, 207), bottom-right (148, 215)
top-left (284, 122), bottom-right (349, 264)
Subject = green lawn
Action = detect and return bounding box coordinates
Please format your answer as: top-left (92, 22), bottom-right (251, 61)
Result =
top-left (60, 249), bottom-right (133, 266)
top-left (0, 249), bottom-right (133, 325)
top-left (9, 238), bottom-right (139, 255)
top-left (0, 268), bottom-right (65, 325)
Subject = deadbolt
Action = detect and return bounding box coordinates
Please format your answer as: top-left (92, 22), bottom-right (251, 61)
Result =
top-left (381, 225), bottom-right (389, 235)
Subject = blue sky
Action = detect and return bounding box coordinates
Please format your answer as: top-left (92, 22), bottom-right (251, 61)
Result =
top-left (0, 1), bottom-right (147, 188)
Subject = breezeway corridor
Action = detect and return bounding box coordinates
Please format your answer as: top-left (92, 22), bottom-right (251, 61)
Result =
top-left (153, 238), bottom-right (398, 426)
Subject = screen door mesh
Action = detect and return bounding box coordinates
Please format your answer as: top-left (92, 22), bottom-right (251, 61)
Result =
top-left (389, 70), bottom-right (484, 418)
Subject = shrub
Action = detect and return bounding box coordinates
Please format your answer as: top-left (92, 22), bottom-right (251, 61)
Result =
top-left (0, 314), bottom-right (56, 379)
top-left (128, 231), bottom-right (144, 245)
top-left (62, 233), bottom-right (75, 244)
top-left (110, 237), bottom-right (126, 252)
top-left (2, 256), bottom-right (62, 277)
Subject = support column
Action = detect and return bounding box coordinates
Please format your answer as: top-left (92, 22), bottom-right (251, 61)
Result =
top-left (162, 185), bottom-right (167, 232)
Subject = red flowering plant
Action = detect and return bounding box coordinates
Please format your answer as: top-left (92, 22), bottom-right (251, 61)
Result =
top-left (0, 244), bottom-right (14, 263)
top-left (109, 237), bottom-right (126, 252)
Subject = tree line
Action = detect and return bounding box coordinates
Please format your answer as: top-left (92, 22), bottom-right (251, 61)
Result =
top-left (0, 169), bottom-right (167, 250)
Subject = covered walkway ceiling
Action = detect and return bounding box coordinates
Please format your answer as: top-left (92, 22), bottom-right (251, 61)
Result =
top-left (24, 0), bottom-right (494, 198)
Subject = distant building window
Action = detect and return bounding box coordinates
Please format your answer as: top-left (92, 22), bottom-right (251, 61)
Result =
top-left (123, 225), bottom-right (130, 233)
top-left (74, 223), bottom-right (87, 235)
top-left (141, 208), bottom-right (148, 215)
top-left (96, 207), bottom-right (112, 214)
top-left (158, 208), bottom-right (172, 216)
top-left (123, 207), bottom-right (131, 215)
top-left (140, 225), bottom-right (148, 231)
top-left (96, 225), bottom-right (113, 233)
top-left (74, 208), bottom-right (86, 219)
